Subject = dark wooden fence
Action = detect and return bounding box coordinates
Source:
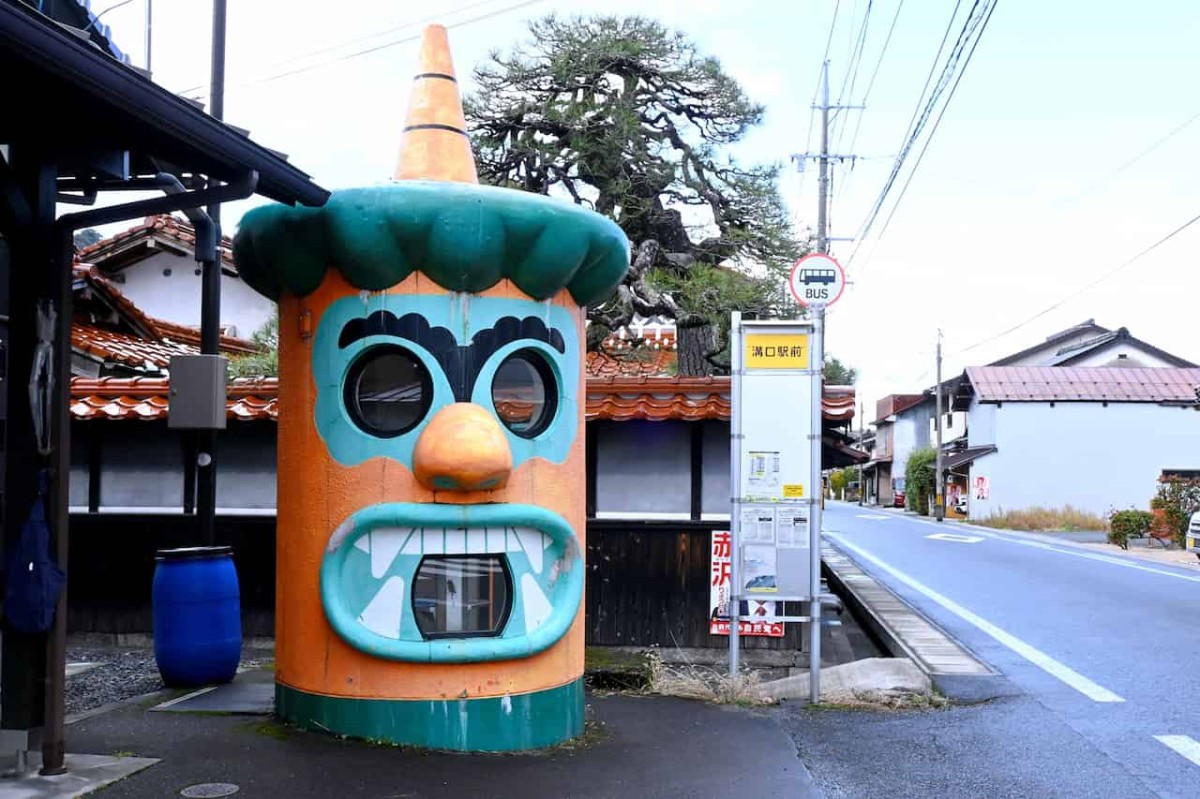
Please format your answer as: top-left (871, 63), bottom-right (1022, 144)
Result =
top-left (66, 515), bottom-right (799, 651)
top-left (67, 514), bottom-right (276, 637)
top-left (584, 520), bottom-right (800, 650)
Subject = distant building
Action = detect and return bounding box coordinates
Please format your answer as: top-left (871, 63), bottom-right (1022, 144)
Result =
top-left (951, 366), bottom-right (1200, 517)
top-left (988, 319), bottom-right (1195, 369)
top-left (868, 320), bottom-right (1198, 514)
top-left (78, 215), bottom-right (276, 340)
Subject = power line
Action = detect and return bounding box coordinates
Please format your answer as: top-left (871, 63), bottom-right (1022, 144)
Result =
top-left (176, 0), bottom-right (511, 97)
top-left (841, 0), bottom-right (907, 196)
top-left (847, 0), bottom-right (997, 274)
top-left (854, 0), bottom-right (998, 277)
top-left (1065, 107), bottom-right (1200, 205)
top-left (182, 0), bottom-right (543, 101)
top-left (843, 0), bottom-right (965, 270)
top-left (831, 0), bottom-right (874, 153)
top-left (957, 206), bottom-right (1200, 357)
top-left (797, 1), bottom-right (843, 200)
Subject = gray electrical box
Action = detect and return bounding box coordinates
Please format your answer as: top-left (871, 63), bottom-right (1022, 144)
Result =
top-left (168, 354), bottom-right (228, 430)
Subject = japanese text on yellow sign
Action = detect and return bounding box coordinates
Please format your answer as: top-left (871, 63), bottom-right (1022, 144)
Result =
top-left (744, 333), bottom-right (809, 369)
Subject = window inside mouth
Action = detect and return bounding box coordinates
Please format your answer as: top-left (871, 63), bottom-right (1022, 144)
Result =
top-left (412, 554), bottom-right (513, 639)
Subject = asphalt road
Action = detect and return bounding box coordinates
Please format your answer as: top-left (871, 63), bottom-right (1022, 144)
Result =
top-left (791, 501), bottom-right (1200, 799)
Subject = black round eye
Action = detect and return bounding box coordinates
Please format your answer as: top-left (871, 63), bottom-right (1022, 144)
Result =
top-left (344, 345), bottom-right (432, 437)
top-left (491, 350), bottom-right (557, 438)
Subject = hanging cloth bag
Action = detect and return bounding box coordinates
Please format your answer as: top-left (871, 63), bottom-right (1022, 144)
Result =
top-left (4, 470), bottom-right (66, 633)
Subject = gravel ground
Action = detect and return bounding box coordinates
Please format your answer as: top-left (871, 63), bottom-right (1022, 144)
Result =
top-left (65, 648), bottom-right (163, 715)
top-left (65, 647), bottom-right (273, 715)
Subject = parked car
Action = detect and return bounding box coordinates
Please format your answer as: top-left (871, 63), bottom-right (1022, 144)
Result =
top-left (1188, 511), bottom-right (1200, 560)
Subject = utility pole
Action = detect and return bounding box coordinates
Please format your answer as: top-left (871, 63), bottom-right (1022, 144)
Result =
top-left (196, 0), bottom-right (227, 546)
top-left (792, 61), bottom-right (862, 254)
top-left (858, 401), bottom-right (865, 506)
top-left (781, 60), bottom-right (862, 702)
top-left (816, 62), bottom-right (830, 253)
top-left (935, 331), bottom-right (944, 521)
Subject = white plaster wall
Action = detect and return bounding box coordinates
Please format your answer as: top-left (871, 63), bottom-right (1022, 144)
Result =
top-left (1061, 345), bottom-right (1182, 368)
top-left (929, 410), bottom-right (969, 442)
top-left (110, 252), bottom-right (275, 338)
top-left (967, 401), bottom-right (996, 447)
top-left (1001, 329), bottom-right (1105, 365)
top-left (967, 402), bottom-right (1200, 517)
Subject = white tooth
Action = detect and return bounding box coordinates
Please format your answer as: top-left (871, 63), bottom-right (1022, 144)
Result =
top-left (353, 536), bottom-right (369, 554)
top-left (467, 529), bottom-right (487, 555)
top-left (445, 527), bottom-right (466, 554)
top-left (521, 574), bottom-right (552, 633)
top-left (400, 527), bottom-right (423, 555)
top-left (370, 527), bottom-right (408, 579)
top-left (506, 528), bottom-right (522, 553)
top-left (543, 532), bottom-right (552, 551)
top-left (358, 576), bottom-right (404, 640)
top-left (516, 527), bottom-right (543, 574)
top-left (422, 528), bottom-right (444, 555)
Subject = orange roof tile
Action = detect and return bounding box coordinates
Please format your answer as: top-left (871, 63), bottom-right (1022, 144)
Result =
top-left (70, 377), bottom-right (277, 421)
top-left (71, 264), bottom-right (260, 369)
top-left (586, 349), bottom-right (678, 378)
top-left (77, 214), bottom-right (235, 267)
top-left (152, 317), bottom-right (259, 355)
top-left (70, 376), bottom-right (856, 424)
top-left (73, 323), bottom-right (194, 370)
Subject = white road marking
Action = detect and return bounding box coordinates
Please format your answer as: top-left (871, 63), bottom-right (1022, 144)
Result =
top-left (1154, 735), bottom-right (1200, 767)
top-left (926, 533), bottom-right (985, 543)
top-left (856, 514), bottom-right (891, 520)
top-left (829, 534), bottom-right (1125, 703)
top-left (849, 511), bottom-right (1200, 584)
top-left (983, 533), bottom-right (1200, 584)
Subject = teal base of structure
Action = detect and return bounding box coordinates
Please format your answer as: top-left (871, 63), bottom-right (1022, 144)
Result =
top-left (275, 678), bottom-right (585, 752)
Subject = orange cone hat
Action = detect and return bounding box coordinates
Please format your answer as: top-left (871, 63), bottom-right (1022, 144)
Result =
top-left (394, 25), bottom-right (479, 184)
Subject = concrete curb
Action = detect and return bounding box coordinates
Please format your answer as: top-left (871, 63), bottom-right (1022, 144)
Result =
top-left (822, 540), bottom-right (1016, 704)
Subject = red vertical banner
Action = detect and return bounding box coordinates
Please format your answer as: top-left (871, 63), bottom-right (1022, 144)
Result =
top-left (709, 531), bottom-right (784, 637)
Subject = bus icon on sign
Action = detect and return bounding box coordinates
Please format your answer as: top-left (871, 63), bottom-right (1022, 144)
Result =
top-left (800, 268), bottom-right (836, 285)
top-left (789, 254), bottom-right (845, 307)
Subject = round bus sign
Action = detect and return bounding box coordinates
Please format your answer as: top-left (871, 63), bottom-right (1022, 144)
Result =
top-left (789, 253), bottom-right (846, 308)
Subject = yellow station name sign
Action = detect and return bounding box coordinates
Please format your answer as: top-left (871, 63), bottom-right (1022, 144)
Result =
top-left (744, 333), bottom-right (809, 369)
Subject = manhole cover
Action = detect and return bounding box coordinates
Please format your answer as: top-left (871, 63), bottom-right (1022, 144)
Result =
top-left (180, 784), bottom-right (240, 798)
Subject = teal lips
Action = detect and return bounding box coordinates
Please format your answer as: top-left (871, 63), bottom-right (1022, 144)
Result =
top-left (321, 503), bottom-right (583, 663)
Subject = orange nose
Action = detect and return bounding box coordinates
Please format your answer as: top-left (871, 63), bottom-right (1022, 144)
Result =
top-left (412, 403), bottom-right (513, 492)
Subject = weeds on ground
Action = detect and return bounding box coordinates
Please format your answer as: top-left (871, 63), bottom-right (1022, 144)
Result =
top-left (814, 690), bottom-right (950, 712)
top-left (974, 505), bottom-right (1107, 533)
top-left (645, 650), bottom-right (777, 707)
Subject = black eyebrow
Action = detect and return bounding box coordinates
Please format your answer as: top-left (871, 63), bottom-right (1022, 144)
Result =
top-left (338, 312), bottom-right (566, 403)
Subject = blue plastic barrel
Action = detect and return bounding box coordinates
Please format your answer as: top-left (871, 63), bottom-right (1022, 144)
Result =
top-left (152, 546), bottom-right (242, 687)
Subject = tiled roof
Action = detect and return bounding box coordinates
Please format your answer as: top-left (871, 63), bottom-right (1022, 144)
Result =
top-left (966, 366), bottom-right (1200, 403)
top-left (74, 323), bottom-right (194, 371)
top-left (77, 214), bottom-right (235, 267)
top-left (70, 375), bottom-right (858, 424)
top-left (587, 377), bottom-right (730, 421)
top-left (72, 264), bottom-right (259, 371)
top-left (71, 377), bottom-right (277, 421)
top-left (586, 376), bottom-right (856, 422)
top-left (586, 349), bottom-right (678, 378)
top-left (152, 317), bottom-right (260, 355)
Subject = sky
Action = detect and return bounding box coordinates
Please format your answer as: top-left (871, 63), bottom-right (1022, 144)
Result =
top-left (86, 0), bottom-right (1200, 415)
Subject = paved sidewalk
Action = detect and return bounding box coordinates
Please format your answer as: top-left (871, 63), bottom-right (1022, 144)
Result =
top-left (66, 682), bottom-right (819, 799)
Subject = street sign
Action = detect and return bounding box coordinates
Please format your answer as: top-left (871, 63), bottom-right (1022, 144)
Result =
top-left (789, 253), bottom-right (846, 308)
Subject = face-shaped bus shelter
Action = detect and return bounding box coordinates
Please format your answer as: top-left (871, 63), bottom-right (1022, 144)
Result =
top-left (232, 25), bottom-right (629, 751)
